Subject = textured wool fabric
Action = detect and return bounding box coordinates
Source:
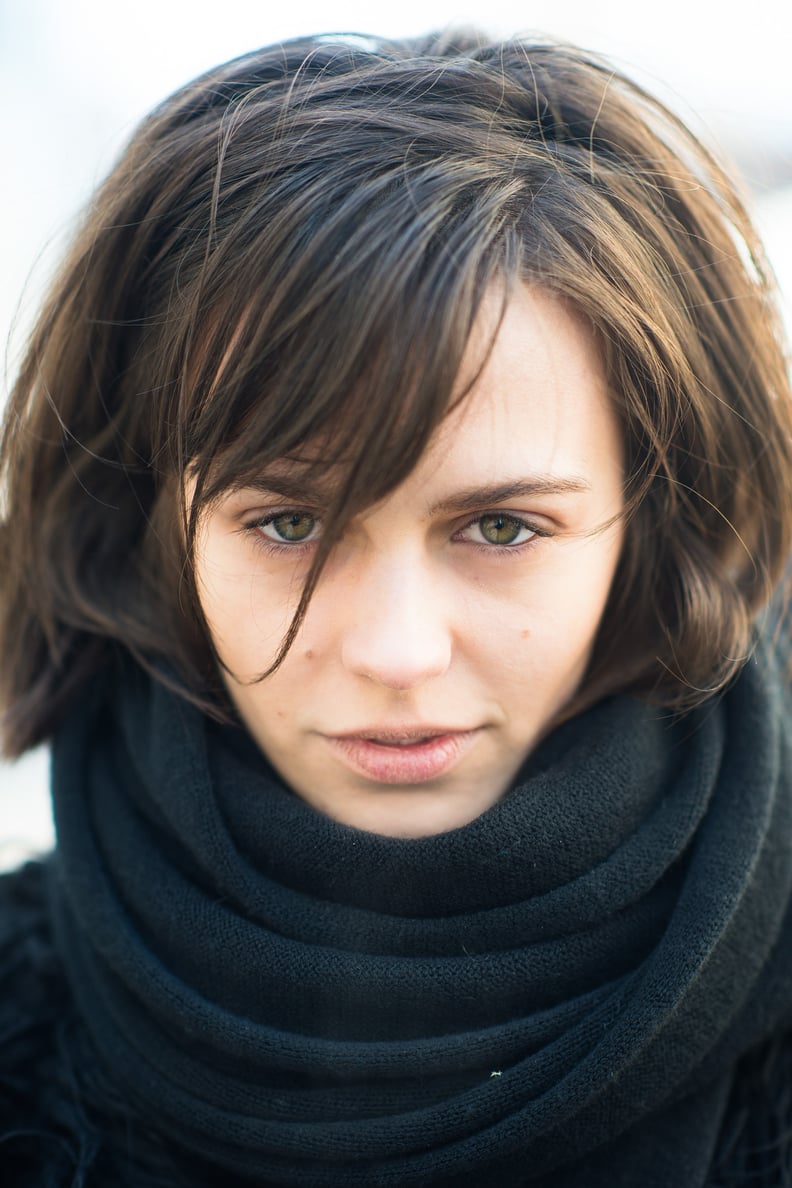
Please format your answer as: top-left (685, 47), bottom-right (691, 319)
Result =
top-left (34, 643), bottom-right (792, 1185)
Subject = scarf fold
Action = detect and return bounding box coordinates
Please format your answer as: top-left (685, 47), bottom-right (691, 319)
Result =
top-left (47, 644), bottom-right (792, 1186)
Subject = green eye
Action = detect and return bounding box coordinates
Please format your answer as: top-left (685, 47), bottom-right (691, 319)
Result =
top-left (477, 514), bottom-right (525, 545)
top-left (266, 512), bottom-right (317, 542)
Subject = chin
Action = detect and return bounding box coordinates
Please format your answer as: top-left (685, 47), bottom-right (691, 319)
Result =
top-left (318, 786), bottom-right (506, 838)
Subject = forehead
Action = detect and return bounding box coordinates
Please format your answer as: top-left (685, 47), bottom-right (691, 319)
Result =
top-left (198, 282), bottom-right (622, 530)
top-left (217, 285), bottom-right (621, 519)
top-left (416, 285), bottom-right (621, 492)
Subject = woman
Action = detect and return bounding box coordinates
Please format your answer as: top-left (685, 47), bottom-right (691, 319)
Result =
top-left (1, 29), bottom-right (792, 1187)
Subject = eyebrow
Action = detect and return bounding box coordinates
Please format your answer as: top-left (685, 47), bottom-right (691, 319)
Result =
top-left (231, 474), bottom-right (592, 512)
top-left (233, 475), bottom-right (330, 501)
top-left (427, 477), bottom-right (592, 515)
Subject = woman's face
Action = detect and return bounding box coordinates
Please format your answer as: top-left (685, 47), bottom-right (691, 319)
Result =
top-left (194, 286), bottom-right (625, 837)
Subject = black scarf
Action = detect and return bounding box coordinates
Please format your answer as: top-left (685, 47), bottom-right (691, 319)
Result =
top-left (46, 644), bottom-right (792, 1186)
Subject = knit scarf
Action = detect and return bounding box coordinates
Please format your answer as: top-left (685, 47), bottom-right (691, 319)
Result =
top-left (47, 645), bottom-right (792, 1187)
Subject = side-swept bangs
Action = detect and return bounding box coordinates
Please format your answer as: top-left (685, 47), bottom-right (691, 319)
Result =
top-left (180, 152), bottom-right (524, 674)
top-left (2, 32), bottom-right (791, 755)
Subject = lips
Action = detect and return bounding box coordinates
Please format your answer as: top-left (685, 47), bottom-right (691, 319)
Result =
top-left (327, 728), bottom-right (479, 784)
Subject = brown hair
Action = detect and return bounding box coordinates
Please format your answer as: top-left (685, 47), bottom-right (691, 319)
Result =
top-left (1, 31), bottom-right (791, 757)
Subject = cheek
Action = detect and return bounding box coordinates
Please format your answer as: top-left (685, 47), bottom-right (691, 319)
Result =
top-left (538, 542), bottom-right (622, 679)
top-left (198, 558), bottom-right (296, 674)
top-left (470, 539), bottom-right (620, 682)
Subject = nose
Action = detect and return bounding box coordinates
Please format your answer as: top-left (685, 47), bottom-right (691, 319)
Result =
top-left (339, 551), bottom-right (453, 691)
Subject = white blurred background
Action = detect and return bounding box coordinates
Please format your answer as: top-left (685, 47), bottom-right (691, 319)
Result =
top-left (2, 0), bottom-right (791, 869)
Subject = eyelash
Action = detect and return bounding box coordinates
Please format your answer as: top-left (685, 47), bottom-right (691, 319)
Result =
top-left (242, 510), bottom-right (551, 558)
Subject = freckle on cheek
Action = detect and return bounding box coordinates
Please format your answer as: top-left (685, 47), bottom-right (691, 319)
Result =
top-left (305, 649), bottom-right (315, 660)
top-left (521, 629), bottom-right (530, 640)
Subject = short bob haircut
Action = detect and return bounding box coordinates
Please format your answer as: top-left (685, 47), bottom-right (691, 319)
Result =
top-left (2, 31), bottom-right (791, 757)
